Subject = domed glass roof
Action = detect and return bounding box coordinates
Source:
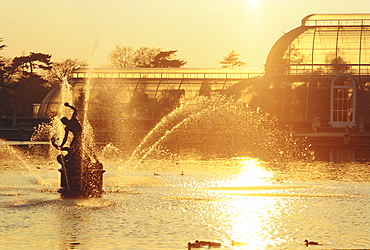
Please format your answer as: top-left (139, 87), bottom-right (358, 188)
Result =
top-left (250, 14), bottom-right (370, 127)
top-left (302, 14), bottom-right (370, 26)
top-left (266, 14), bottom-right (370, 77)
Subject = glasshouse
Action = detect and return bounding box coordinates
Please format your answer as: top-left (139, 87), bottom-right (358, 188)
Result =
top-left (39, 14), bottom-right (370, 138)
top-left (38, 68), bottom-right (262, 120)
top-left (244, 13), bottom-right (370, 130)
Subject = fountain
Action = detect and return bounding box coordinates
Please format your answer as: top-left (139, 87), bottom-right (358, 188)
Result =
top-left (51, 102), bottom-right (105, 198)
top-left (124, 95), bottom-right (308, 165)
top-left (29, 78), bottom-right (106, 198)
top-left (30, 79), bottom-right (106, 198)
top-left (4, 77), bottom-right (308, 199)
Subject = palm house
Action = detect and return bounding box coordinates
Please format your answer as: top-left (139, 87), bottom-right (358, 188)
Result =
top-left (39, 14), bottom-right (370, 135)
top-left (239, 13), bottom-right (370, 130)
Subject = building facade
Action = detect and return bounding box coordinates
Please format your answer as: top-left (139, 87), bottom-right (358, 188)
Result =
top-left (246, 14), bottom-right (370, 130)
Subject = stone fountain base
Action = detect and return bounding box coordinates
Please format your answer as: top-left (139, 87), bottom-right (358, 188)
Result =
top-left (58, 160), bottom-right (105, 198)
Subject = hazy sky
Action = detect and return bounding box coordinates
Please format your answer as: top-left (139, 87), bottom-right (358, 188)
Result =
top-left (1, 0), bottom-right (369, 68)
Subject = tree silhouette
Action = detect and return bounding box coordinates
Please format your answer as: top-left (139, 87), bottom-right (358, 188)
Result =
top-left (108, 45), bottom-right (136, 68)
top-left (108, 46), bottom-right (186, 68)
top-left (47, 58), bottom-right (87, 86)
top-left (1, 52), bottom-right (52, 116)
top-left (0, 38), bottom-right (7, 51)
top-left (220, 50), bottom-right (246, 68)
top-left (134, 47), bottom-right (161, 68)
top-left (155, 89), bottom-right (185, 118)
top-left (12, 74), bottom-right (50, 116)
top-left (326, 54), bottom-right (351, 73)
top-left (9, 52), bottom-right (51, 74)
top-left (152, 50), bottom-right (186, 68)
top-left (0, 38), bottom-right (7, 83)
top-left (0, 38), bottom-right (10, 115)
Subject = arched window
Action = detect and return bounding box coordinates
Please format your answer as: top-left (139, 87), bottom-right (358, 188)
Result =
top-left (330, 75), bottom-right (356, 127)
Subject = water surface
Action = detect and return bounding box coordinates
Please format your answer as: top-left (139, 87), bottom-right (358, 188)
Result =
top-left (1, 156), bottom-right (370, 249)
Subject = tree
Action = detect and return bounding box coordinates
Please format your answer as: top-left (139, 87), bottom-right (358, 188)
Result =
top-left (0, 38), bottom-right (7, 84)
top-left (0, 48), bottom-right (57, 116)
top-left (0, 38), bottom-right (6, 51)
top-left (47, 58), bottom-right (87, 86)
top-left (220, 50), bottom-right (246, 68)
top-left (2, 52), bottom-right (53, 116)
top-left (108, 45), bottom-right (136, 68)
top-left (134, 47), bottom-right (161, 68)
top-left (326, 52), bottom-right (351, 73)
top-left (129, 87), bottom-right (151, 118)
top-left (0, 38), bottom-right (11, 115)
top-left (155, 89), bottom-right (185, 118)
top-left (108, 45), bottom-right (187, 68)
top-left (9, 52), bottom-right (52, 75)
top-left (12, 74), bottom-right (50, 116)
top-left (152, 50), bottom-right (186, 68)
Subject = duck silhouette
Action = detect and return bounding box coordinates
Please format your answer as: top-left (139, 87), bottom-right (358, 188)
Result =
top-left (195, 240), bottom-right (210, 247)
top-left (208, 241), bottom-right (221, 247)
top-left (304, 239), bottom-right (320, 246)
top-left (188, 242), bottom-right (201, 249)
top-left (188, 240), bottom-right (221, 249)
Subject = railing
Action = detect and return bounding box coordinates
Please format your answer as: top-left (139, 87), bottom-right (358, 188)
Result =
top-left (269, 64), bottom-right (370, 76)
top-left (72, 68), bottom-right (263, 80)
top-left (304, 19), bottom-right (370, 27)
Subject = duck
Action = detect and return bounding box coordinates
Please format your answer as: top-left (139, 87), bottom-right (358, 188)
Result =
top-left (208, 241), bottom-right (221, 247)
top-left (231, 240), bottom-right (246, 246)
top-left (304, 239), bottom-right (320, 246)
top-left (188, 240), bottom-right (222, 249)
top-left (188, 242), bottom-right (201, 249)
top-left (195, 240), bottom-right (210, 247)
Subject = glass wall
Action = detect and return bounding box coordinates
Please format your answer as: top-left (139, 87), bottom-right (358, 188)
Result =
top-left (39, 68), bottom-right (262, 121)
top-left (254, 14), bottom-right (370, 129)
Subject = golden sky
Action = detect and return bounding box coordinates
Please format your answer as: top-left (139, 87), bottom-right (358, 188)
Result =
top-left (1, 0), bottom-right (369, 68)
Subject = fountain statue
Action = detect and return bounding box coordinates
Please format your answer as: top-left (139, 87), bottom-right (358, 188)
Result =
top-left (51, 102), bottom-right (105, 198)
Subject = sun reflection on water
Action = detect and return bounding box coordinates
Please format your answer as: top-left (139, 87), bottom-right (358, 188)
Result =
top-left (216, 158), bottom-right (289, 249)
top-left (229, 158), bottom-right (273, 187)
top-left (224, 198), bottom-right (282, 249)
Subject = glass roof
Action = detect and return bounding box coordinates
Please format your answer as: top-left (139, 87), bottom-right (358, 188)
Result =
top-left (302, 14), bottom-right (370, 26)
top-left (266, 14), bottom-right (370, 76)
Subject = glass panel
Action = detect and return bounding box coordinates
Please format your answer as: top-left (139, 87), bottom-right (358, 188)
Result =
top-left (338, 100), bottom-right (343, 110)
top-left (338, 110), bottom-right (343, 121)
top-left (360, 28), bottom-right (370, 66)
top-left (349, 99), bottom-right (353, 108)
top-left (289, 29), bottom-right (315, 65)
top-left (313, 27), bottom-right (338, 66)
top-left (333, 99), bottom-right (338, 110)
top-left (337, 27), bottom-right (361, 67)
top-left (333, 111), bottom-right (338, 121)
top-left (347, 110), bottom-right (353, 122)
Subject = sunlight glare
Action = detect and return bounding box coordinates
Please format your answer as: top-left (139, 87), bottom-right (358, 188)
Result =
top-left (247, 0), bottom-right (260, 9)
top-left (225, 197), bottom-right (280, 249)
top-left (217, 158), bottom-right (284, 248)
top-left (229, 158), bottom-right (273, 187)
